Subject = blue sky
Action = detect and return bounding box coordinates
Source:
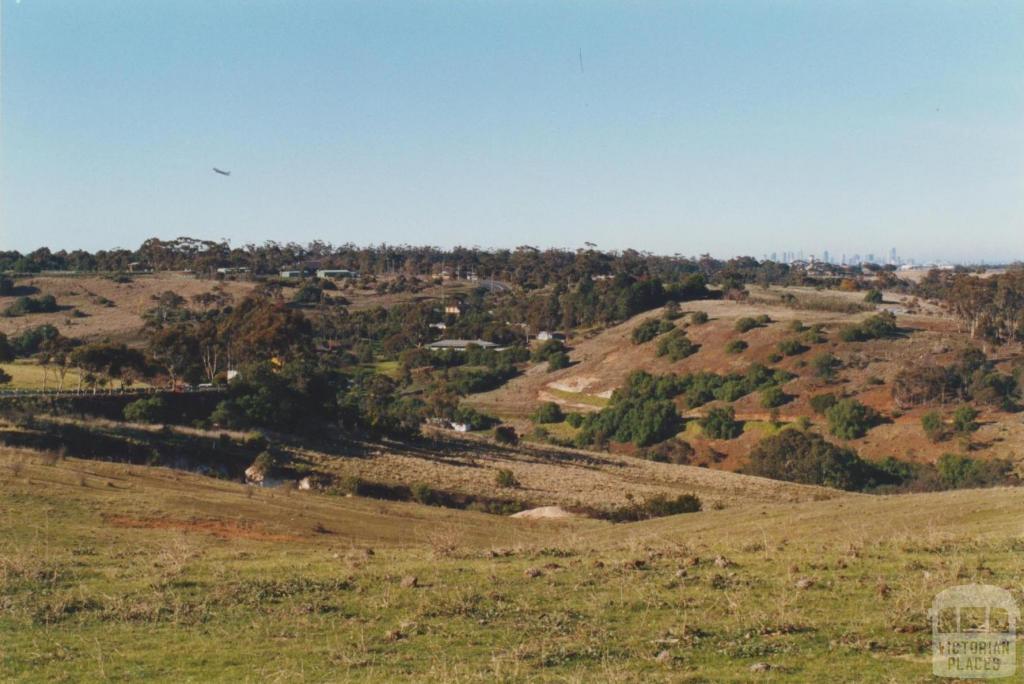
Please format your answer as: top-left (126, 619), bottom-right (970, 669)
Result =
top-left (1, 1), bottom-right (1022, 262)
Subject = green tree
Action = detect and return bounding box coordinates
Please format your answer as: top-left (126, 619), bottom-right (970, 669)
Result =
top-left (701, 406), bottom-right (741, 440)
top-left (531, 401), bottom-right (564, 424)
top-left (825, 398), bottom-right (879, 439)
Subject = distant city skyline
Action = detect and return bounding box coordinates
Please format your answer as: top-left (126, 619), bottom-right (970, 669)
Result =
top-left (1, 2), bottom-right (1022, 263)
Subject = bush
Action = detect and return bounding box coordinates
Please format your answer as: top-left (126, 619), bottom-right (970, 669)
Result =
top-left (411, 483), bottom-right (438, 505)
top-left (788, 320), bottom-right (805, 333)
top-left (921, 411), bottom-right (945, 442)
top-left (532, 401), bottom-right (564, 424)
top-left (565, 412), bottom-right (585, 428)
top-left (3, 295), bottom-right (59, 317)
top-left (759, 386), bottom-right (787, 409)
top-left (755, 314), bottom-right (772, 325)
top-left (606, 493), bottom-right (702, 522)
top-left (494, 425), bottom-right (518, 445)
top-left (547, 352), bottom-right (570, 371)
top-left (864, 289), bottom-right (883, 304)
top-left (701, 406), bottom-right (741, 440)
top-left (0, 333), bottom-right (13, 362)
top-left (123, 397), bottom-right (168, 423)
top-left (532, 340), bottom-right (567, 363)
top-left (838, 312), bottom-right (898, 342)
top-left (734, 317), bottom-right (758, 333)
top-left (251, 450), bottom-right (280, 476)
top-left (777, 339), bottom-right (807, 356)
top-left (495, 468), bottom-right (519, 488)
top-left (745, 430), bottom-right (890, 490)
top-left (811, 352), bottom-right (840, 381)
top-left (801, 324), bottom-right (828, 344)
top-left (451, 406), bottom-right (497, 431)
top-left (724, 339), bottom-right (747, 354)
top-left (631, 319), bottom-right (662, 344)
top-left (656, 330), bottom-right (698, 361)
top-left (809, 393), bottom-right (839, 418)
top-left (937, 453), bottom-right (1016, 489)
top-left (952, 405), bottom-right (979, 434)
top-left (642, 438), bottom-right (694, 464)
top-left (690, 311), bottom-right (709, 325)
top-left (825, 398), bottom-right (879, 439)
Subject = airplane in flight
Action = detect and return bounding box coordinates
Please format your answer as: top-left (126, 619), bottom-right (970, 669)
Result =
top-left (213, 168), bottom-right (231, 176)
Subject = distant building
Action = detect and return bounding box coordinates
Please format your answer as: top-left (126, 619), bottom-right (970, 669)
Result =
top-left (216, 267), bottom-right (249, 275)
top-left (443, 303), bottom-right (463, 316)
top-left (279, 270), bottom-right (303, 278)
top-left (536, 331), bottom-right (566, 341)
top-left (425, 339), bottom-right (502, 352)
top-left (316, 269), bottom-right (358, 279)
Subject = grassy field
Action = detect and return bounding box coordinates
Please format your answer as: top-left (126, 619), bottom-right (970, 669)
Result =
top-left (0, 361), bottom-right (84, 391)
top-left (3, 447), bottom-right (1023, 682)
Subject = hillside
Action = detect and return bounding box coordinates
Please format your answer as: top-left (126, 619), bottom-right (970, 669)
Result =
top-left (3, 447), bottom-right (1021, 681)
top-left (469, 289), bottom-right (1023, 470)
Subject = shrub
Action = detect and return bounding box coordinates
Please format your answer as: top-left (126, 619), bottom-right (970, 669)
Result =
top-left (777, 339), bottom-right (807, 356)
top-left (494, 425), bottom-right (518, 445)
top-left (864, 289), bottom-right (883, 304)
top-left (547, 352), bottom-right (570, 371)
top-left (838, 312), bottom-right (898, 342)
top-left (411, 483), bottom-right (438, 505)
top-left (921, 411), bottom-right (945, 442)
top-left (631, 319), bottom-right (662, 344)
top-left (605, 493), bottom-right (702, 522)
top-left (565, 412), bottom-right (584, 428)
top-left (656, 330), bottom-right (698, 361)
top-left (690, 311), bottom-right (709, 325)
top-left (701, 406), bottom-right (741, 440)
top-left (745, 430), bottom-right (889, 490)
top-left (734, 317), bottom-right (758, 333)
top-left (767, 352), bottom-right (783, 363)
top-left (788, 320), bottom-right (805, 333)
top-left (451, 406), bottom-right (497, 431)
top-left (0, 333), bottom-right (13, 362)
top-left (495, 468), bottom-right (519, 488)
top-left (801, 324), bottom-right (828, 344)
top-left (532, 401), bottom-right (564, 424)
top-left (811, 352), bottom-right (840, 381)
top-left (952, 405), bottom-right (979, 434)
top-left (251, 450), bottom-right (280, 476)
top-left (123, 397), bottom-right (168, 423)
top-left (642, 493), bottom-right (702, 517)
top-left (643, 438), bottom-right (694, 464)
top-left (3, 295), bottom-right (59, 317)
top-left (937, 453), bottom-right (1016, 489)
top-left (759, 386), bottom-right (787, 409)
top-left (532, 340), bottom-right (567, 363)
top-left (724, 340), bottom-right (747, 354)
top-left (755, 314), bottom-right (772, 325)
top-left (825, 398), bottom-right (879, 439)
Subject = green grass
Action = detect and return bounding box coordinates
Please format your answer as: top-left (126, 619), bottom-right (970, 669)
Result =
top-left (366, 360), bottom-right (401, 378)
top-left (4, 450), bottom-right (1024, 681)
